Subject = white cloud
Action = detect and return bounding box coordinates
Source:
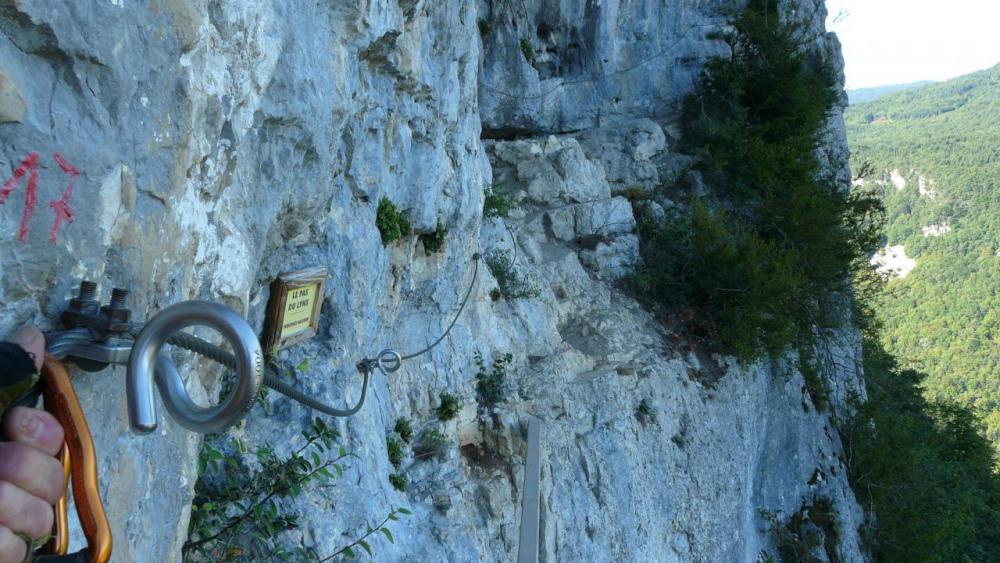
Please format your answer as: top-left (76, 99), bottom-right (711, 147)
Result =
top-left (826, 0), bottom-right (1000, 89)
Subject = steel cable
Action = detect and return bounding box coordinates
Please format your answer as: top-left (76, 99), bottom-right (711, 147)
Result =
top-left (46, 254), bottom-right (479, 419)
top-left (119, 252), bottom-right (481, 417)
top-left (44, 328), bottom-right (96, 360)
top-left (398, 253), bottom-right (479, 361)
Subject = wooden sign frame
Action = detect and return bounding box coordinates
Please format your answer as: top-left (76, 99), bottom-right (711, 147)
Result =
top-left (262, 266), bottom-right (327, 354)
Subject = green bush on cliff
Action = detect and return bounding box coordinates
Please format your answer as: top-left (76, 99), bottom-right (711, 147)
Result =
top-left (486, 250), bottom-right (540, 300)
top-left (184, 418), bottom-right (408, 561)
top-left (435, 390), bottom-right (461, 422)
top-left (631, 0), bottom-right (883, 359)
top-left (845, 341), bottom-right (1000, 561)
top-left (419, 221), bottom-right (447, 255)
top-left (376, 197), bottom-right (411, 245)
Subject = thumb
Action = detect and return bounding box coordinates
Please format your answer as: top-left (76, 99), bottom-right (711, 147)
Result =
top-left (8, 328), bottom-right (44, 371)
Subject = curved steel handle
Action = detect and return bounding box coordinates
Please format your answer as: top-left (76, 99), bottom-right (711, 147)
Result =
top-left (126, 301), bottom-right (263, 433)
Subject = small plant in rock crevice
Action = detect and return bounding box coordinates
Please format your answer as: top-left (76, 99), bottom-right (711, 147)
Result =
top-left (394, 417), bottom-right (413, 444)
top-left (414, 427), bottom-right (449, 461)
top-left (519, 37), bottom-right (536, 65)
top-left (483, 190), bottom-right (512, 219)
top-left (418, 221), bottom-right (447, 255)
top-left (475, 351), bottom-right (512, 408)
top-left (435, 390), bottom-right (461, 422)
top-left (183, 418), bottom-right (409, 562)
top-left (386, 435), bottom-right (404, 469)
top-left (635, 398), bottom-right (655, 425)
top-left (388, 472), bottom-right (407, 492)
top-left (375, 197), bottom-right (411, 245)
top-left (485, 250), bottom-right (540, 300)
top-left (477, 18), bottom-right (493, 37)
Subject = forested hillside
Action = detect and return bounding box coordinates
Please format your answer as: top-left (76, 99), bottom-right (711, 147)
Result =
top-left (845, 64), bottom-right (1000, 444)
top-left (847, 80), bottom-right (934, 104)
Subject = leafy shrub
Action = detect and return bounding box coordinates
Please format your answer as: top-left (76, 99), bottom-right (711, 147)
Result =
top-left (519, 37), bottom-right (535, 65)
top-left (388, 473), bottom-right (407, 492)
top-left (414, 428), bottom-right (449, 461)
top-left (386, 436), bottom-right (404, 469)
top-left (184, 418), bottom-right (407, 562)
top-left (629, 0), bottom-right (884, 359)
top-left (419, 221), bottom-right (447, 255)
top-left (483, 191), bottom-right (512, 218)
top-left (435, 390), bottom-right (460, 422)
top-left (485, 250), bottom-right (540, 300)
top-left (844, 341), bottom-right (1000, 561)
top-left (324, 507), bottom-right (410, 560)
top-left (475, 351), bottom-right (511, 407)
top-left (375, 197), bottom-right (411, 245)
top-left (394, 418), bottom-right (413, 444)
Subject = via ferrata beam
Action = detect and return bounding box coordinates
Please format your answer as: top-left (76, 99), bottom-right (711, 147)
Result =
top-left (517, 417), bottom-right (541, 563)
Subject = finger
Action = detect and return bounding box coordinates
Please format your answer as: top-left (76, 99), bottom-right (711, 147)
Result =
top-left (0, 526), bottom-right (27, 563)
top-left (2, 407), bottom-right (64, 456)
top-left (8, 328), bottom-right (44, 372)
top-left (0, 481), bottom-right (53, 539)
top-left (0, 443), bottom-right (65, 504)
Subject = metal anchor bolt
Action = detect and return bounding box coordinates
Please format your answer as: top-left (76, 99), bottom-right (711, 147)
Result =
top-left (68, 280), bottom-right (100, 315)
top-left (109, 288), bottom-right (129, 308)
top-left (78, 280), bottom-right (97, 301)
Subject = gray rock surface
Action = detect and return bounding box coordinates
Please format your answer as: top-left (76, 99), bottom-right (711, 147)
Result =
top-left (477, 0), bottom-right (729, 135)
top-left (0, 0), bottom-right (866, 561)
top-left (0, 69), bottom-right (25, 123)
top-left (575, 117), bottom-right (668, 190)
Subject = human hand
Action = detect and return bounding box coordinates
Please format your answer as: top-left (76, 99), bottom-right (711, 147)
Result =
top-left (0, 328), bottom-right (65, 563)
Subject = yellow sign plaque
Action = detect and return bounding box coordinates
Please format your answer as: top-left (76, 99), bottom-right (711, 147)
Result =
top-left (263, 267), bottom-right (327, 353)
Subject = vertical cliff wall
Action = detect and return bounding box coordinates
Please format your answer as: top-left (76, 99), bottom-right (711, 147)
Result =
top-left (0, 0), bottom-right (865, 561)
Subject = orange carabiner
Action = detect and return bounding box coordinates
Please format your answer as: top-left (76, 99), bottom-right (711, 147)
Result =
top-left (38, 356), bottom-right (113, 563)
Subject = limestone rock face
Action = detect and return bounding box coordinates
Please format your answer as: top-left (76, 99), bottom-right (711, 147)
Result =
top-left (0, 69), bottom-right (26, 123)
top-left (0, 0), bottom-right (866, 561)
top-left (477, 0), bottom-right (728, 136)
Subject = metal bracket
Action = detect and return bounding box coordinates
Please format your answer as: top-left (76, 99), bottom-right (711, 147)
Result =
top-left (66, 337), bottom-right (133, 371)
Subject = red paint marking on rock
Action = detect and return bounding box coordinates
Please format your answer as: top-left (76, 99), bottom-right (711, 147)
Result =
top-left (49, 153), bottom-right (78, 245)
top-left (0, 152), bottom-right (40, 241)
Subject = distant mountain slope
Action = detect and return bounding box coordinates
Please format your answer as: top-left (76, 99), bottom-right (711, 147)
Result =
top-left (846, 63), bottom-right (1000, 444)
top-left (847, 80), bottom-right (934, 104)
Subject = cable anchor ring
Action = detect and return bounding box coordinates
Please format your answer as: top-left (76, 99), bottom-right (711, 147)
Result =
top-left (376, 349), bottom-right (402, 374)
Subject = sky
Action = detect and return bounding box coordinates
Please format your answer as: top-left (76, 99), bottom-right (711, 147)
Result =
top-left (825, 0), bottom-right (1000, 90)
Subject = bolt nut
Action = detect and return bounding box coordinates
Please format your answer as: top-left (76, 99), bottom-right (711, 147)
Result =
top-left (100, 307), bottom-right (131, 323)
top-left (99, 287), bottom-right (132, 332)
